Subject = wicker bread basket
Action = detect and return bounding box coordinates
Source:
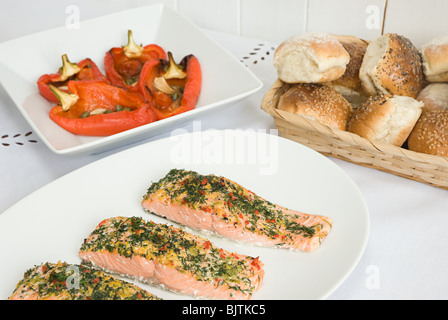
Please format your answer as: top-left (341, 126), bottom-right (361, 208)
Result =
top-left (261, 79), bottom-right (448, 190)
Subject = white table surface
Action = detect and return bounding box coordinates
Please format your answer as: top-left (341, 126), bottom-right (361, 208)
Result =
top-left (1, 2), bottom-right (448, 301)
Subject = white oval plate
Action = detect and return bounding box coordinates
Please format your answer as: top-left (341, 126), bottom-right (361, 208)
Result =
top-left (0, 4), bottom-right (262, 155)
top-left (0, 130), bottom-right (369, 300)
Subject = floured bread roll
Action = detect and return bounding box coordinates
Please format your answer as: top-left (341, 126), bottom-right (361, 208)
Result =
top-left (277, 83), bottom-right (352, 130)
top-left (420, 35), bottom-right (448, 82)
top-left (359, 33), bottom-right (423, 98)
top-left (325, 35), bottom-right (370, 108)
top-left (274, 32), bottom-right (350, 83)
top-left (347, 94), bottom-right (423, 146)
top-left (416, 83), bottom-right (448, 113)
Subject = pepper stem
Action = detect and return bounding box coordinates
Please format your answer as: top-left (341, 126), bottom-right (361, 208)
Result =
top-left (123, 30), bottom-right (144, 58)
top-left (164, 52), bottom-right (187, 80)
top-left (59, 54), bottom-right (81, 81)
top-left (49, 85), bottom-right (79, 112)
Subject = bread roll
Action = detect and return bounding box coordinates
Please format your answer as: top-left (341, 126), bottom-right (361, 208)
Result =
top-left (420, 35), bottom-right (448, 82)
top-left (277, 83), bottom-right (352, 130)
top-left (325, 35), bottom-right (370, 108)
top-left (417, 83), bottom-right (448, 113)
top-left (274, 32), bottom-right (350, 84)
top-left (359, 33), bottom-right (423, 98)
top-left (408, 110), bottom-right (448, 156)
top-left (347, 94), bottom-right (423, 146)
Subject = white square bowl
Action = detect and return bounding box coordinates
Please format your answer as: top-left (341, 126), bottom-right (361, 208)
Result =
top-left (0, 4), bottom-right (263, 155)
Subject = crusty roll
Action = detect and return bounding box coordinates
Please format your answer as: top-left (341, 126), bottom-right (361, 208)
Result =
top-left (416, 83), bottom-right (448, 113)
top-left (277, 83), bottom-right (352, 130)
top-left (347, 94), bottom-right (423, 146)
top-left (359, 33), bottom-right (423, 98)
top-left (273, 32), bottom-right (350, 84)
top-left (408, 110), bottom-right (448, 156)
top-left (325, 35), bottom-right (370, 108)
top-left (420, 35), bottom-right (448, 82)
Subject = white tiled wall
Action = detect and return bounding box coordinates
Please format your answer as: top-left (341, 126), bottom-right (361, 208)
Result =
top-left (1, 0), bottom-right (448, 48)
top-left (175, 0), bottom-right (448, 47)
top-left (240, 0), bottom-right (307, 42)
top-left (306, 0), bottom-right (386, 41)
top-left (177, 0), bottom-right (241, 35)
top-left (383, 0), bottom-right (448, 47)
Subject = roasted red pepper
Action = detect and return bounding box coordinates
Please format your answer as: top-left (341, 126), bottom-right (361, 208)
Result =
top-left (138, 52), bottom-right (202, 120)
top-left (48, 81), bottom-right (157, 136)
top-left (104, 30), bottom-right (167, 90)
top-left (37, 54), bottom-right (109, 104)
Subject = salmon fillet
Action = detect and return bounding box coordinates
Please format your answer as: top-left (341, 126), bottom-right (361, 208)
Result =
top-left (142, 169), bottom-right (333, 252)
top-left (9, 261), bottom-right (161, 300)
top-left (79, 216), bottom-right (264, 300)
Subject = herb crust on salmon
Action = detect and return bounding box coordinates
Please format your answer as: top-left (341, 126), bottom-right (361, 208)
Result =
top-left (79, 216), bottom-right (264, 300)
top-left (142, 169), bottom-right (333, 252)
top-left (9, 261), bottom-right (161, 300)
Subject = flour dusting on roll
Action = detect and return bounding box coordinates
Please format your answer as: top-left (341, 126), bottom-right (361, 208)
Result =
top-left (359, 33), bottom-right (423, 98)
top-left (348, 94), bottom-right (423, 146)
top-left (277, 83), bottom-right (352, 130)
top-left (417, 83), bottom-right (448, 113)
top-left (420, 35), bottom-right (448, 82)
top-left (274, 32), bottom-right (350, 83)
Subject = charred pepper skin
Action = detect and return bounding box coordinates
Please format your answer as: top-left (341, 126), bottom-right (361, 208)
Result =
top-left (104, 30), bottom-right (167, 90)
top-left (138, 52), bottom-right (202, 120)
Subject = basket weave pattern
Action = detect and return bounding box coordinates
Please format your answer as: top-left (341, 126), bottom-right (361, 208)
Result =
top-left (261, 79), bottom-right (448, 190)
